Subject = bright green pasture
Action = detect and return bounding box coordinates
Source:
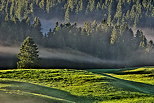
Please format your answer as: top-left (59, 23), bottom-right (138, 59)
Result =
top-left (108, 67), bottom-right (154, 85)
top-left (0, 68), bottom-right (154, 103)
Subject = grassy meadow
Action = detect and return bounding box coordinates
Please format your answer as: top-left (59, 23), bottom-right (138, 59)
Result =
top-left (0, 68), bottom-right (154, 103)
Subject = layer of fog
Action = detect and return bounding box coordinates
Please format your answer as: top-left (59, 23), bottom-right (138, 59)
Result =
top-left (39, 48), bottom-right (125, 65)
top-left (0, 46), bottom-right (19, 56)
top-left (40, 18), bottom-right (83, 34)
top-left (0, 46), bottom-right (105, 64)
top-left (40, 19), bottom-right (57, 34)
top-left (0, 45), bottom-right (154, 68)
top-left (141, 28), bottom-right (154, 40)
top-left (0, 46), bottom-right (127, 68)
top-left (132, 27), bottom-right (154, 40)
top-left (40, 19), bottom-right (154, 42)
top-left (1, 18), bottom-right (154, 68)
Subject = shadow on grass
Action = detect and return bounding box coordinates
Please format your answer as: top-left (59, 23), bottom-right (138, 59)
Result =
top-left (0, 80), bottom-right (95, 103)
top-left (102, 73), bottom-right (154, 95)
top-left (114, 70), bottom-right (152, 75)
top-left (87, 67), bottom-right (139, 74)
top-left (0, 89), bottom-right (65, 103)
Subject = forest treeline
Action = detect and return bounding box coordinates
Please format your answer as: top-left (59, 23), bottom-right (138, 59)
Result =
top-left (0, 16), bottom-right (153, 61)
top-left (0, 0), bottom-right (154, 27)
top-left (44, 21), bottom-right (154, 60)
top-left (0, 0), bottom-right (154, 62)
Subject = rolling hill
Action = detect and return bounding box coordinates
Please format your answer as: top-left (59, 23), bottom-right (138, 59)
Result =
top-left (0, 68), bottom-right (154, 103)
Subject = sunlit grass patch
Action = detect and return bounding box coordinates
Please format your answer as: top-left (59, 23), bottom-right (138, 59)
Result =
top-left (0, 68), bottom-right (154, 103)
top-left (109, 67), bottom-right (154, 85)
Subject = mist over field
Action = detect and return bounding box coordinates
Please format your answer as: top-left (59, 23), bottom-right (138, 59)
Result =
top-left (0, 46), bottom-right (122, 68)
top-left (0, 0), bottom-right (153, 69)
top-left (0, 19), bottom-right (154, 68)
top-left (0, 45), bottom-right (154, 69)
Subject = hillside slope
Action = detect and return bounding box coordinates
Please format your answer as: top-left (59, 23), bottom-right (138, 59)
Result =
top-left (0, 68), bottom-right (154, 103)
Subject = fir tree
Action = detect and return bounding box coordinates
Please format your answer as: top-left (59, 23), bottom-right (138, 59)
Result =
top-left (17, 37), bottom-right (40, 69)
top-left (33, 17), bottom-right (41, 31)
top-left (110, 27), bottom-right (118, 44)
top-left (65, 8), bottom-right (70, 22)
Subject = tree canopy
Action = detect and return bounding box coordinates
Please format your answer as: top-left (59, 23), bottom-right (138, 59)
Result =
top-left (0, 0), bottom-right (153, 27)
top-left (17, 37), bottom-right (40, 69)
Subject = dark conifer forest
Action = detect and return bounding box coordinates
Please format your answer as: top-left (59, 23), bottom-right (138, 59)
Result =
top-left (0, 0), bottom-right (154, 68)
top-left (0, 0), bottom-right (153, 26)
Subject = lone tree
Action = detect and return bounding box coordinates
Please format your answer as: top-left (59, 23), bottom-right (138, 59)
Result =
top-left (17, 37), bottom-right (40, 69)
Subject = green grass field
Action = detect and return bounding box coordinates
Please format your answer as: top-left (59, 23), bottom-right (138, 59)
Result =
top-left (0, 68), bottom-right (154, 103)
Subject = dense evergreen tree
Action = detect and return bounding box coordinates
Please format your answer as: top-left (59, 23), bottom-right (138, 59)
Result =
top-left (65, 8), bottom-right (70, 22)
top-left (17, 37), bottom-right (40, 69)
